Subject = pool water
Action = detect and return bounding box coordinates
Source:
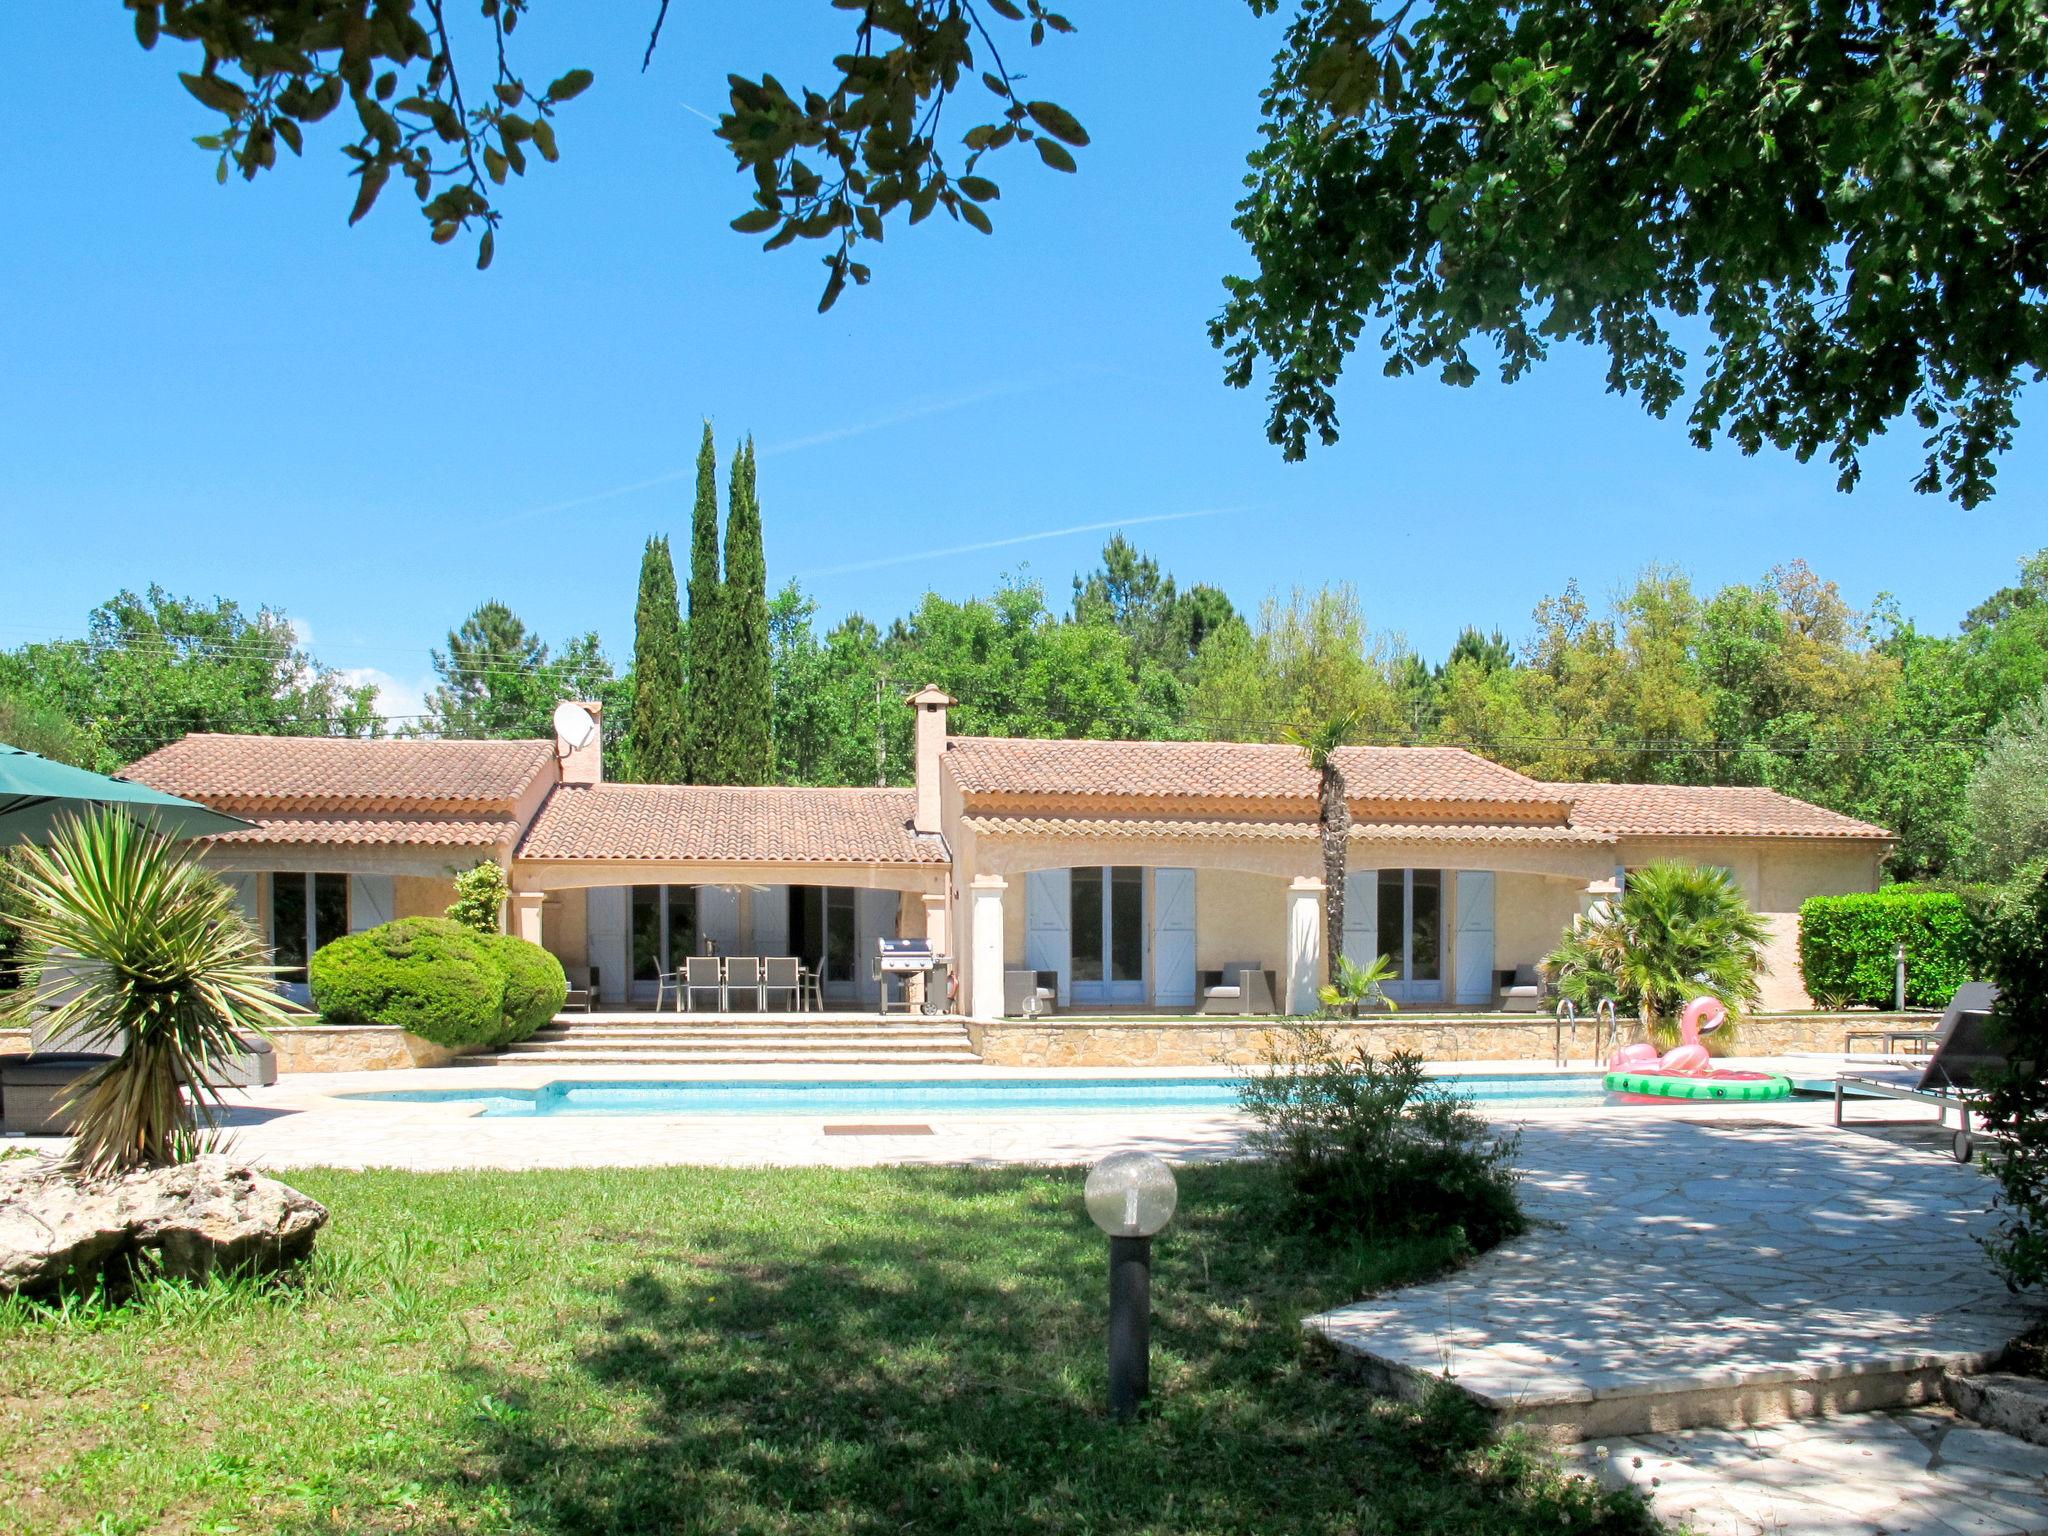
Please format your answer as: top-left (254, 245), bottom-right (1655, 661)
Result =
top-left (342, 1073), bottom-right (1609, 1118)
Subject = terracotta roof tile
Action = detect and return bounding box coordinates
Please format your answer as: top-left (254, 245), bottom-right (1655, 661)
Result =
top-left (943, 737), bottom-right (1564, 808)
top-left (961, 814), bottom-right (1612, 846)
top-left (204, 814), bottom-right (519, 848)
top-left (125, 733), bottom-right (554, 809)
top-left (519, 785), bottom-right (946, 864)
top-left (1560, 783), bottom-right (1892, 841)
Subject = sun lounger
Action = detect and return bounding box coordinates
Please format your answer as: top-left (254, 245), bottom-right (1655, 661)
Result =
top-left (1835, 983), bottom-right (2007, 1161)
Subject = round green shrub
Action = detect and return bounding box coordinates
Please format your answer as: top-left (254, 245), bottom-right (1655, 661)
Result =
top-left (1797, 890), bottom-right (1979, 1010)
top-left (481, 932), bottom-right (568, 1046)
top-left (310, 917), bottom-right (506, 1048)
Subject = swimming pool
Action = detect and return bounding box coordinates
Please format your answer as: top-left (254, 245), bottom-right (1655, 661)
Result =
top-left (342, 1073), bottom-right (1610, 1118)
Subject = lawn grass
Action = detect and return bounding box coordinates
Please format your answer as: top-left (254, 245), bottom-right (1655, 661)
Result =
top-left (0, 1162), bottom-right (1651, 1536)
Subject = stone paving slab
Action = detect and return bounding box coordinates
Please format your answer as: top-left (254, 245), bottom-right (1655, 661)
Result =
top-left (1308, 1118), bottom-right (2043, 1442)
top-left (1578, 1409), bottom-right (2048, 1536)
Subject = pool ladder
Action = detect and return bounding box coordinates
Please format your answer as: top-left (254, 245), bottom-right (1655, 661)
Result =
top-left (1552, 998), bottom-right (1618, 1069)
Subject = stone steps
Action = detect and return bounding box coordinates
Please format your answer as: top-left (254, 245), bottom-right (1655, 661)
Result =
top-left (464, 1013), bottom-right (981, 1067)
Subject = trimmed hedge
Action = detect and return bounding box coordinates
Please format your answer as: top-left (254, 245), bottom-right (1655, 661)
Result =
top-left (311, 917), bottom-right (505, 1048)
top-left (1797, 890), bottom-right (1978, 1010)
top-left (481, 932), bottom-right (568, 1045)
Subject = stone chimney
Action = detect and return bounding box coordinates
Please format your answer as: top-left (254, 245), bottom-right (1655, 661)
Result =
top-left (556, 701), bottom-right (604, 787)
top-left (904, 684), bottom-right (955, 835)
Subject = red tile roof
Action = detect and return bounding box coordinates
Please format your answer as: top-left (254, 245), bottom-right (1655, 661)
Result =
top-left (961, 814), bottom-right (1613, 847)
top-left (519, 784), bottom-right (946, 864)
top-left (1561, 783), bottom-right (1892, 841)
top-left (126, 734), bottom-right (554, 809)
top-left (943, 737), bottom-right (1566, 810)
top-left (202, 814), bottom-right (520, 848)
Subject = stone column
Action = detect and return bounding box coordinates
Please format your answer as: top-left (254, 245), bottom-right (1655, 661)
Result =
top-left (969, 874), bottom-right (1008, 1020)
top-left (1285, 876), bottom-right (1324, 1015)
top-left (510, 890), bottom-right (546, 947)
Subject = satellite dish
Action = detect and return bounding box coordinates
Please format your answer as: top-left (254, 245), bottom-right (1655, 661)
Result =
top-left (552, 702), bottom-right (597, 752)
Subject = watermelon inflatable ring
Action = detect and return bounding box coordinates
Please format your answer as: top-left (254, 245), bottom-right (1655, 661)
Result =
top-left (1603, 1068), bottom-right (1792, 1103)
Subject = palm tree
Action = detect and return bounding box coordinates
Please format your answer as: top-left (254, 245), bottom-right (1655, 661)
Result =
top-left (1287, 710), bottom-right (1361, 986)
top-left (3, 809), bottom-right (297, 1174)
top-left (1545, 860), bottom-right (1769, 1043)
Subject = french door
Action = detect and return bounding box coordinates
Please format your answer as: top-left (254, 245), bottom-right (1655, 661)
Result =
top-left (1375, 868), bottom-right (1445, 1003)
top-left (791, 886), bottom-right (859, 1002)
top-left (630, 885), bottom-right (698, 1000)
top-left (1070, 866), bottom-right (1146, 1006)
top-left (271, 872), bottom-right (349, 1002)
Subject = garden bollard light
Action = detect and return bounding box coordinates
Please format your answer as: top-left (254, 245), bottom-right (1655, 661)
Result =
top-left (1084, 1150), bottom-right (1178, 1420)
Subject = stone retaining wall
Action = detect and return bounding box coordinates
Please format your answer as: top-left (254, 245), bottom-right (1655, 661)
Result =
top-left (269, 1027), bottom-right (469, 1073)
top-left (967, 1011), bottom-right (1932, 1068)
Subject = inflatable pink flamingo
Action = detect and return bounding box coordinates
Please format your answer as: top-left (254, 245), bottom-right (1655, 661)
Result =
top-left (1607, 996), bottom-right (1727, 1074)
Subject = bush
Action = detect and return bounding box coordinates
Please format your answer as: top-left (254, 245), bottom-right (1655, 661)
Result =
top-left (310, 918), bottom-right (506, 1049)
top-left (445, 860), bottom-right (510, 936)
top-left (1980, 864), bottom-right (2048, 1289)
top-left (1797, 890), bottom-right (1978, 1009)
top-left (481, 932), bottom-right (567, 1045)
top-left (1237, 1027), bottom-right (1523, 1250)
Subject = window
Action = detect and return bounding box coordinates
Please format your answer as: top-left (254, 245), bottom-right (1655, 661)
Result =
top-left (270, 873), bottom-right (349, 984)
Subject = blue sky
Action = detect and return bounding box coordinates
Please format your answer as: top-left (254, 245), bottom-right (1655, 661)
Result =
top-left (3, 7), bottom-right (2044, 723)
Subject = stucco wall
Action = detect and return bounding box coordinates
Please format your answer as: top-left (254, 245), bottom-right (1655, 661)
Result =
top-left (544, 886), bottom-right (590, 973)
top-left (394, 873), bottom-right (454, 923)
top-left (1495, 872), bottom-right (1583, 975)
top-left (1613, 839), bottom-right (1884, 1012)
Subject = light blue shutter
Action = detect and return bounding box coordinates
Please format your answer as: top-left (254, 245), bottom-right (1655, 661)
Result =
top-left (1342, 870), bottom-right (1378, 968)
top-left (854, 889), bottom-right (895, 1004)
top-left (1024, 868), bottom-right (1072, 1005)
top-left (1454, 870), bottom-right (1496, 1005)
top-left (698, 885), bottom-right (742, 955)
top-left (585, 887), bottom-right (629, 1004)
top-left (750, 885), bottom-right (790, 958)
top-left (220, 872), bottom-right (259, 931)
top-left (1152, 868), bottom-right (1197, 1008)
top-left (348, 874), bottom-right (395, 933)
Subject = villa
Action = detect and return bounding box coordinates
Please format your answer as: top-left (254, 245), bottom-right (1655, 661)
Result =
top-left (124, 687), bottom-right (1891, 1022)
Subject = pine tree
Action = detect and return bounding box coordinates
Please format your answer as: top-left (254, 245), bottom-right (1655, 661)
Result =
top-left (629, 535), bottom-right (688, 782)
top-left (721, 435), bottom-right (774, 783)
top-left (683, 422), bottom-right (724, 784)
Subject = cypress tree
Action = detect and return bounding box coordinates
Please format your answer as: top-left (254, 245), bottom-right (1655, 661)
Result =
top-left (683, 422), bottom-right (724, 784)
top-left (721, 435), bottom-right (774, 783)
top-left (629, 535), bottom-right (688, 782)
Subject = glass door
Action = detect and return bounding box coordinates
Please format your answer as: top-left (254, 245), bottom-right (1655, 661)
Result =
top-left (1070, 866), bottom-right (1146, 1006)
top-left (1375, 869), bottom-right (1445, 1003)
top-left (792, 887), bottom-right (859, 1002)
top-left (630, 885), bottom-right (698, 1001)
top-left (270, 872), bottom-right (349, 1004)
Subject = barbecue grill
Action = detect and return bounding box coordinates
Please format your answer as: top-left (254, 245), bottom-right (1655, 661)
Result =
top-left (874, 937), bottom-right (950, 1016)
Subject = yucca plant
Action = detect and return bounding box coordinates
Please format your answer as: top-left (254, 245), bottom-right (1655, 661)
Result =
top-left (2, 809), bottom-right (296, 1175)
top-left (1544, 860), bottom-right (1769, 1045)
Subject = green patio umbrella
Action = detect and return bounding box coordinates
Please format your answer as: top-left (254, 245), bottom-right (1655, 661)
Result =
top-left (0, 742), bottom-right (254, 846)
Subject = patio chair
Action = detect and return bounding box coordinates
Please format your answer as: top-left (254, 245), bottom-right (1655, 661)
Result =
top-left (1835, 983), bottom-right (2010, 1162)
top-left (0, 1051), bottom-right (115, 1136)
top-left (1199, 962), bottom-right (1275, 1016)
top-left (654, 967), bottom-right (681, 1012)
top-left (725, 956), bottom-right (765, 1012)
top-left (682, 955), bottom-right (724, 1012)
top-left (1500, 964), bottom-right (1546, 1012)
top-left (763, 956), bottom-right (803, 1012)
top-left (1003, 968), bottom-right (1059, 1018)
top-left (800, 959), bottom-right (825, 1012)
top-left (1843, 981), bottom-right (1997, 1056)
top-left (562, 966), bottom-right (596, 1013)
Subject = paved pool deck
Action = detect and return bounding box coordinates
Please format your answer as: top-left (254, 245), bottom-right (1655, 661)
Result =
top-left (10, 1050), bottom-right (2048, 1531)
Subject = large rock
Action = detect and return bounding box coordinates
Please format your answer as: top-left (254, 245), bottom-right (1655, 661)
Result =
top-left (0, 1153), bottom-right (328, 1296)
